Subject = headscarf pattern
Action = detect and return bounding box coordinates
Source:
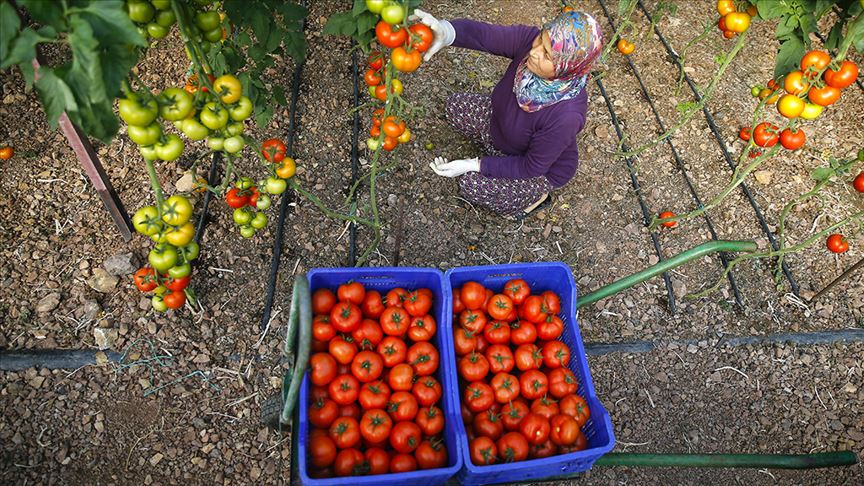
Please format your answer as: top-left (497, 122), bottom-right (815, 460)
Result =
top-left (513, 11), bottom-right (603, 112)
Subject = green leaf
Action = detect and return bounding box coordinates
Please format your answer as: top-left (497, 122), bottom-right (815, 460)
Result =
top-left (756, 0), bottom-right (789, 19)
top-left (0, 1), bottom-right (21, 63)
top-left (356, 12), bottom-right (379, 38)
top-left (810, 167), bottom-right (833, 181)
top-left (272, 85), bottom-right (287, 105)
top-left (74, 0), bottom-right (147, 48)
top-left (825, 18), bottom-right (846, 51)
top-left (617, 0), bottom-right (632, 17)
top-left (274, 2), bottom-right (307, 22)
top-left (17, 0), bottom-right (66, 30)
top-left (33, 68), bottom-right (77, 128)
top-left (352, 0), bottom-right (368, 17)
top-left (323, 11), bottom-right (357, 36)
top-left (676, 101), bottom-right (697, 113)
top-left (1, 26), bottom-right (56, 74)
top-left (775, 20), bottom-right (796, 39)
top-left (774, 35), bottom-right (805, 77)
top-left (798, 12), bottom-right (816, 34)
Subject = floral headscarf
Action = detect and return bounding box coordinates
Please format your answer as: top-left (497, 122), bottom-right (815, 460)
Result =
top-left (513, 11), bottom-right (603, 113)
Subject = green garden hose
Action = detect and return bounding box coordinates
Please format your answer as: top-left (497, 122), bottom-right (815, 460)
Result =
top-left (576, 240), bottom-right (757, 310)
top-left (594, 451), bottom-right (859, 469)
top-left (280, 276), bottom-right (312, 424)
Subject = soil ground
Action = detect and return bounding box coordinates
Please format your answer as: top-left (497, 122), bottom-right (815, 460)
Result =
top-left (1, 0), bottom-right (862, 484)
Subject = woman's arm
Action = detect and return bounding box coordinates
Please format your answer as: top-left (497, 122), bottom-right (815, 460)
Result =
top-left (480, 112), bottom-right (586, 180)
top-left (450, 19), bottom-right (539, 59)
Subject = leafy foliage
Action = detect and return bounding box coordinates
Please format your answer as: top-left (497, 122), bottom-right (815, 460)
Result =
top-left (0, 0), bottom-right (146, 143)
top-left (324, 0), bottom-right (422, 51)
top-left (753, 0), bottom-right (864, 77)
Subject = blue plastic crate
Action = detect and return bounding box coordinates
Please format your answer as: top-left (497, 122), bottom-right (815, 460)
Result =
top-left (297, 267), bottom-right (463, 486)
top-left (444, 262), bottom-right (616, 485)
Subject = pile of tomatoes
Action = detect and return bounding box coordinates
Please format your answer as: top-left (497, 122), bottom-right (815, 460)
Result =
top-left (716, 0), bottom-right (755, 39)
top-left (451, 280), bottom-right (591, 465)
top-left (305, 281), bottom-right (449, 478)
top-left (131, 194), bottom-right (200, 311)
top-left (362, 1), bottom-right (434, 152)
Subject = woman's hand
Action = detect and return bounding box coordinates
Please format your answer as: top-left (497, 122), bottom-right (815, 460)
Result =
top-left (409, 9), bottom-right (456, 61)
top-left (429, 156), bottom-right (480, 177)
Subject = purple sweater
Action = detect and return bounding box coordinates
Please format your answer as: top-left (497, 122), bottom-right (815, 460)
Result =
top-left (451, 19), bottom-right (587, 188)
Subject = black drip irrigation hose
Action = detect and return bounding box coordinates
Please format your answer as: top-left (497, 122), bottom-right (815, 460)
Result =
top-left (194, 151), bottom-right (222, 245)
top-left (348, 43), bottom-right (361, 267)
top-left (596, 0), bottom-right (745, 310)
top-left (4, 328), bottom-right (863, 370)
top-left (259, 32), bottom-right (306, 332)
top-left (595, 77), bottom-right (678, 313)
top-left (635, 0), bottom-right (800, 296)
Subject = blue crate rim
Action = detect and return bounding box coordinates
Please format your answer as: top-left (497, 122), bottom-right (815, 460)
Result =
top-left (298, 267), bottom-right (464, 485)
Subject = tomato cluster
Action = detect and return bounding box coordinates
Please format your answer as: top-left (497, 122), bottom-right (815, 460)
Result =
top-left (125, 0), bottom-right (224, 42)
top-left (305, 281), bottom-right (449, 478)
top-left (224, 177), bottom-right (270, 238)
top-left (716, 1), bottom-right (755, 39)
top-left (131, 194), bottom-right (200, 311)
top-left (362, 2), bottom-right (434, 152)
top-left (451, 280), bottom-right (591, 465)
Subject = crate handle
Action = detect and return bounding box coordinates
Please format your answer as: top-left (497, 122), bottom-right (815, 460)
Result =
top-left (485, 272), bottom-right (524, 279)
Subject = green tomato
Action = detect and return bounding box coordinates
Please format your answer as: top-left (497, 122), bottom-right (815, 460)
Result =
top-left (250, 211), bottom-right (268, 229)
top-left (381, 4), bottom-right (405, 25)
top-left (133, 205), bottom-right (163, 236)
top-left (233, 207), bottom-right (253, 226)
top-left (161, 194), bottom-right (193, 226)
top-left (750, 86), bottom-right (761, 97)
top-left (236, 177), bottom-right (255, 189)
top-left (226, 122), bottom-right (245, 136)
top-left (265, 176), bottom-right (287, 195)
top-left (127, 0), bottom-right (155, 23)
top-left (255, 193), bottom-right (272, 210)
top-left (151, 0), bottom-right (171, 10)
top-left (146, 22), bottom-right (169, 39)
top-left (368, 86), bottom-right (377, 98)
top-left (223, 136), bottom-right (245, 154)
top-left (366, 0), bottom-right (389, 13)
top-left (195, 11), bottom-right (221, 31)
top-left (150, 225), bottom-right (170, 244)
top-left (128, 122), bottom-right (162, 146)
top-left (858, 148), bottom-right (864, 161)
top-left (366, 137), bottom-right (380, 151)
top-left (183, 242), bottom-right (200, 261)
top-left (149, 243), bottom-right (179, 272)
top-left (151, 294), bottom-right (168, 312)
top-left (180, 118), bottom-right (210, 141)
top-left (168, 262), bottom-right (191, 279)
top-left (229, 96), bottom-right (253, 121)
top-left (118, 97), bottom-right (158, 126)
top-left (155, 134), bottom-right (185, 161)
top-left (239, 225), bottom-right (256, 238)
top-left (155, 10), bottom-right (175, 27)
top-left (207, 137), bottom-right (224, 151)
top-left (158, 87), bottom-right (194, 121)
top-left (200, 102), bottom-right (229, 130)
top-left (139, 144), bottom-right (158, 160)
top-left (203, 27), bottom-right (223, 43)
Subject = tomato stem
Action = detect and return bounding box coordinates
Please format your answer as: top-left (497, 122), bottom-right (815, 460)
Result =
top-left (144, 157), bottom-right (165, 216)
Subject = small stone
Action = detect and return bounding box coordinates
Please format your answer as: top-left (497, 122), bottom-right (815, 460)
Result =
top-left (86, 268), bottom-right (119, 293)
top-left (95, 352), bottom-right (109, 365)
top-left (35, 293), bottom-right (61, 313)
top-left (29, 376), bottom-right (46, 388)
top-left (175, 172), bottom-right (196, 193)
top-left (754, 170), bottom-right (773, 185)
top-left (193, 354), bottom-right (211, 364)
top-left (93, 327), bottom-right (118, 350)
top-left (94, 421), bottom-right (104, 433)
top-left (102, 253), bottom-right (138, 276)
top-left (97, 318), bottom-right (113, 329)
top-left (149, 453), bottom-right (164, 466)
top-left (80, 300), bottom-right (101, 322)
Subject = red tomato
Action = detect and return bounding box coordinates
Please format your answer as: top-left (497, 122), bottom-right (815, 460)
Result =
top-left (365, 447), bottom-right (389, 475)
top-left (521, 295), bottom-right (548, 323)
top-left (352, 319), bottom-right (383, 350)
top-left (464, 381), bottom-right (495, 413)
top-left (309, 397), bottom-right (339, 428)
top-left (415, 439), bottom-right (448, 470)
top-left (459, 351), bottom-right (490, 382)
top-left (310, 352), bottom-right (338, 386)
top-left (312, 288), bottom-right (337, 314)
top-left (452, 288), bottom-right (466, 313)
top-left (390, 453), bottom-right (418, 473)
top-left (807, 85), bottom-right (841, 106)
top-left (501, 399), bottom-right (530, 431)
top-left (549, 414), bottom-right (579, 446)
top-left (509, 320), bottom-right (537, 345)
top-left (133, 267), bottom-right (158, 292)
top-left (800, 50), bottom-right (831, 78)
top-left (407, 341), bottom-right (439, 376)
top-left (313, 315), bottom-right (336, 342)
top-left (779, 128), bottom-right (805, 150)
top-left (854, 172), bottom-right (864, 193)
top-left (404, 290), bottom-right (433, 317)
top-left (408, 23), bottom-right (434, 52)
top-left (530, 439), bottom-right (557, 459)
top-left (416, 405), bottom-right (445, 436)
top-left (459, 309), bottom-right (487, 333)
top-left (328, 416), bottom-right (360, 449)
top-left (826, 234), bottom-right (849, 253)
top-left (503, 278), bottom-right (531, 305)
top-left (541, 291), bottom-right (561, 314)
top-left (541, 341), bottom-right (571, 369)
top-left (412, 376), bottom-right (442, 407)
top-left (453, 327), bottom-right (479, 356)
top-left (385, 287), bottom-right (409, 307)
top-left (361, 290), bottom-right (385, 318)
top-left (487, 294), bottom-right (514, 320)
top-left (520, 369), bottom-right (549, 400)
top-left (470, 436), bottom-right (498, 465)
top-left (473, 408), bottom-right (504, 440)
top-left (328, 336), bottom-right (357, 365)
top-left (330, 301), bottom-right (362, 332)
top-left (333, 447), bottom-right (364, 476)
top-left (389, 363), bottom-right (415, 391)
top-left (496, 432), bottom-right (530, 462)
top-left (490, 372), bottom-right (521, 403)
top-left (548, 368), bottom-right (579, 398)
top-left (753, 122), bottom-right (779, 147)
top-left (483, 320), bottom-right (511, 344)
top-left (359, 408), bottom-right (392, 443)
top-left (375, 20), bottom-right (408, 48)
top-left (531, 396), bottom-right (560, 419)
top-left (390, 421), bottom-right (422, 454)
top-left (738, 126), bottom-right (751, 141)
top-left (359, 380), bottom-right (391, 409)
top-left (536, 315), bottom-right (564, 341)
top-left (376, 336), bottom-right (407, 367)
top-left (559, 393), bottom-right (591, 427)
top-left (328, 374), bottom-right (360, 405)
top-left (337, 282), bottom-right (366, 305)
top-left (351, 350), bottom-right (384, 383)
top-left (460, 281), bottom-right (487, 310)
top-left (485, 344), bottom-right (515, 374)
top-left (514, 344), bottom-right (543, 371)
top-left (520, 412), bottom-right (551, 445)
top-left (380, 306), bottom-right (411, 336)
top-left (389, 391), bottom-right (419, 422)
top-left (408, 315), bottom-right (436, 342)
top-left (310, 432), bottom-right (338, 468)
top-left (823, 60), bottom-right (859, 89)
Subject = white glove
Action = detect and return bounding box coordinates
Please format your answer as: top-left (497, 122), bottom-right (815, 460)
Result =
top-left (409, 8), bottom-right (456, 62)
top-left (429, 156), bottom-right (480, 177)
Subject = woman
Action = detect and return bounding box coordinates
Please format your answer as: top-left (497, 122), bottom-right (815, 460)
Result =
top-left (415, 8), bottom-right (602, 218)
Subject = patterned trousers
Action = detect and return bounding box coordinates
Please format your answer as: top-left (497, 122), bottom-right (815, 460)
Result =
top-left (445, 93), bottom-right (552, 216)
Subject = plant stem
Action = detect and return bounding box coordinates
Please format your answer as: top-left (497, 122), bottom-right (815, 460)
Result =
top-left (600, 0), bottom-right (638, 62)
top-left (288, 179), bottom-right (376, 227)
top-left (144, 158), bottom-right (165, 216)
